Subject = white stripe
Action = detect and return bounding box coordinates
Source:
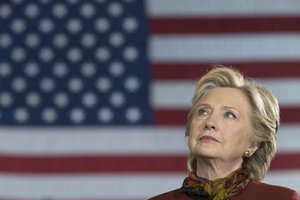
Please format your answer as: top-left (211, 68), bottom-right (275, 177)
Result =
top-left (0, 125), bottom-right (300, 154)
top-left (150, 81), bottom-right (197, 108)
top-left (0, 127), bottom-right (188, 155)
top-left (0, 172), bottom-right (298, 199)
top-left (150, 34), bottom-right (300, 62)
top-left (151, 81), bottom-right (194, 108)
top-left (258, 79), bottom-right (300, 106)
top-left (147, 0), bottom-right (300, 17)
top-left (264, 170), bottom-right (300, 191)
top-left (0, 173), bottom-right (186, 199)
top-left (277, 125), bottom-right (300, 153)
top-left (152, 79), bottom-right (300, 108)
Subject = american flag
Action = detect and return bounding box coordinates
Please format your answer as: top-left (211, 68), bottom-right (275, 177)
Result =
top-left (0, 0), bottom-right (300, 199)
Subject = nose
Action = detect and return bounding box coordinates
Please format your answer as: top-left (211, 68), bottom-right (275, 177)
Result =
top-left (204, 115), bottom-right (217, 130)
top-left (205, 121), bottom-right (216, 130)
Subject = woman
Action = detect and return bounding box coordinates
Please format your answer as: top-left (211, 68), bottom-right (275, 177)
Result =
top-left (149, 66), bottom-right (300, 200)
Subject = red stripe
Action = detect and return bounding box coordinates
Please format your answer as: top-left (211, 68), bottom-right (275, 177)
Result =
top-left (0, 153), bottom-right (298, 173)
top-left (150, 17), bottom-right (300, 34)
top-left (0, 198), bottom-right (140, 200)
top-left (154, 107), bottom-right (300, 125)
top-left (152, 61), bottom-right (300, 80)
top-left (270, 152), bottom-right (300, 170)
top-left (0, 154), bottom-right (187, 173)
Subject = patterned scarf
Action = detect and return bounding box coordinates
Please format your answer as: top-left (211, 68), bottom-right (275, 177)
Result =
top-left (181, 168), bottom-right (249, 200)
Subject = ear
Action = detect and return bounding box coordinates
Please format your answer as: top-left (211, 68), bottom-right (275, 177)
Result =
top-left (249, 142), bottom-right (260, 154)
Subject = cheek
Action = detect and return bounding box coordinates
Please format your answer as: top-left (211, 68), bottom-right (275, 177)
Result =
top-left (189, 117), bottom-right (203, 132)
top-left (188, 135), bottom-right (197, 152)
top-left (188, 121), bottom-right (201, 148)
top-left (225, 127), bottom-right (251, 147)
top-left (188, 125), bottom-right (198, 143)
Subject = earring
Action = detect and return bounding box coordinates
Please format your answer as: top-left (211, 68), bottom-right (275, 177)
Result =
top-left (243, 149), bottom-right (251, 157)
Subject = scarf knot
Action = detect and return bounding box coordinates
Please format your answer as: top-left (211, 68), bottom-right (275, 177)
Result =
top-left (181, 168), bottom-right (249, 200)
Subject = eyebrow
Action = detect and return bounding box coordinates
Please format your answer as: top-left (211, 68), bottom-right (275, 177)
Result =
top-left (197, 103), bottom-right (210, 107)
top-left (223, 106), bottom-right (240, 114)
top-left (198, 103), bottom-right (240, 114)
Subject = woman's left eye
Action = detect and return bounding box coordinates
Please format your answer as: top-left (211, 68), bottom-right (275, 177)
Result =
top-left (224, 112), bottom-right (236, 119)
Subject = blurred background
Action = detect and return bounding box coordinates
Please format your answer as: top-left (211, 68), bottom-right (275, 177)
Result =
top-left (0, 0), bottom-right (300, 199)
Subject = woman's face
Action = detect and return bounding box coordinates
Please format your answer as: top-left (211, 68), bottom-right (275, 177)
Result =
top-left (188, 87), bottom-right (255, 165)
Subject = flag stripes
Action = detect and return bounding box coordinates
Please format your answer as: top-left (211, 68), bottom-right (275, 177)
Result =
top-left (150, 17), bottom-right (300, 34)
top-left (1, 0), bottom-right (300, 199)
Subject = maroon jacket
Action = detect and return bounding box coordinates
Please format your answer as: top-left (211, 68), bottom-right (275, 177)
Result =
top-left (149, 180), bottom-right (300, 200)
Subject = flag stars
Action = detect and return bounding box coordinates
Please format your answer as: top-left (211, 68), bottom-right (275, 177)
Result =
top-left (11, 18), bottom-right (26, 34)
top-left (53, 34), bottom-right (69, 49)
top-left (123, 17), bottom-right (138, 32)
top-left (25, 62), bottom-right (40, 77)
top-left (0, 34), bottom-right (12, 48)
top-left (96, 77), bottom-right (112, 92)
top-left (26, 92), bottom-right (41, 107)
top-left (40, 78), bottom-right (55, 93)
top-left (95, 47), bottom-right (111, 62)
top-left (67, 18), bottom-right (82, 34)
top-left (109, 32), bottom-right (125, 47)
top-left (70, 108), bottom-right (85, 123)
top-left (123, 46), bottom-right (139, 62)
top-left (42, 108), bottom-right (57, 123)
top-left (68, 78), bottom-right (84, 93)
top-left (0, 92), bottom-right (13, 107)
top-left (66, 0), bottom-right (79, 5)
top-left (0, 4), bottom-right (12, 19)
top-left (124, 76), bottom-right (140, 92)
top-left (81, 33), bottom-right (96, 48)
top-left (80, 3), bottom-right (96, 18)
top-left (81, 62), bottom-right (96, 78)
top-left (52, 3), bottom-right (67, 19)
top-left (98, 107), bottom-right (113, 123)
top-left (12, 77), bottom-right (27, 92)
top-left (109, 61), bottom-right (125, 77)
top-left (54, 93), bottom-right (69, 108)
top-left (25, 33), bottom-right (40, 48)
top-left (82, 92), bottom-right (97, 108)
top-left (0, 1), bottom-right (148, 125)
top-left (11, 47), bottom-right (26, 63)
top-left (53, 62), bottom-right (68, 78)
top-left (125, 107), bottom-right (141, 123)
top-left (94, 18), bottom-right (110, 33)
top-left (67, 48), bottom-right (82, 63)
top-left (39, 0), bottom-right (51, 4)
top-left (39, 18), bottom-right (54, 34)
top-left (14, 108), bottom-right (29, 123)
top-left (24, 3), bottom-right (40, 19)
top-left (11, 0), bottom-right (24, 4)
top-left (110, 91), bottom-right (126, 107)
top-left (0, 63), bottom-right (12, 77)
top-left (96, 0), bottom-right (107, 3)
top-left (108, 2), bottom-right (123, 17)
top-left (39, 47), bottom-right (54, 63)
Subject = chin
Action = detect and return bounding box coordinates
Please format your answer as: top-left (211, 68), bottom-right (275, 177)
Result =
top-left (192, 148), bottom-right (218, 158)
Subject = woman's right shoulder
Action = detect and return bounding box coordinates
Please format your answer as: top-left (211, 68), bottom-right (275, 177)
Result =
top-left (237, 180), bottom-right (300, 200)
top-left (148, 188), bottom-right (191, 200)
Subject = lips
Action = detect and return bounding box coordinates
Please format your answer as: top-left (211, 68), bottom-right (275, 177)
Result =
top-left (199, 135), bottom-right (219, 142)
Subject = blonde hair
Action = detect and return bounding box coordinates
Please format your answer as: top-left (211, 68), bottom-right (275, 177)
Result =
top-left (186, 65), bottom-right (279, 180)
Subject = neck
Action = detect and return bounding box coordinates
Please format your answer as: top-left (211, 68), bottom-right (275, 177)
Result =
top-left (196, 157), bottom-right (243, 180)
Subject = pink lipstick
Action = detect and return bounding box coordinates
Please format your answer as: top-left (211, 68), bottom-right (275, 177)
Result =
top-left (200, 135), bottom-right (219, 142)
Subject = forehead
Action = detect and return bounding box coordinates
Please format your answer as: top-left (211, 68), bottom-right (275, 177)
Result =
top-left (199, 87), bottom-right (250, 111)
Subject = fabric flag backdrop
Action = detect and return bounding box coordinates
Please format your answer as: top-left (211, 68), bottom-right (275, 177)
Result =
top-left (0, 0), bottom-right (300, 199)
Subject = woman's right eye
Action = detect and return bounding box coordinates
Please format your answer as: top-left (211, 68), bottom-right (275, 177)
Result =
top-left (198, 108), bottom-right (207, 116)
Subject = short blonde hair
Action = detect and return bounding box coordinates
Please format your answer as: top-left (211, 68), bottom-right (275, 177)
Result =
top-left (186, 65), bottom-right (279, 180)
